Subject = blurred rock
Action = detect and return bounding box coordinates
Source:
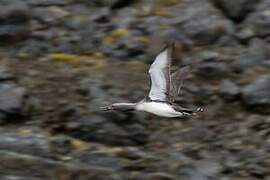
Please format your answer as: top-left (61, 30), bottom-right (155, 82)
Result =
top-left (196, 51), bottom-right (221, 62)
top-left (0, 175), bottom-right (42, 180)
top-left (85, 0), bottom-right (136, 9)
top-left (90, 8), bottom-right (111, 24)
top-left (195, 62), bottom-right (228, 79)
top-left (15, 39), bottom-right (52, 57)
top-left (168, 0), bottom-right (234, 45)
top-left (0, 151), bottom-right (118, 180)
top-left (65, 115), bottom-right (138, 145)
top-left (177, 167), bottom-right (211, 180)
top-left (0, 83), bottom-right (28, 122)
top-left (132, 172), bottom-right (175, 180)
top-left (114, 147), bottom-right (147, 160)
top-left (33, 6), bottom-right (70, 25)
top-left (123, 123), bottom-right (148, 145)
top-left (242, 75), bottom-right (270, 113)
top-left (211, 0), bottom-right (258, 21)
top-left (243, 0), bottom-right (270, 37)
top-left (219, 80), bottom-right (240, 101)
top-left (195, 160), bottom-right (222, 178)
top-left (0, 129), bottom-right (51, 157)
top-left (74, 151), bottom-right (127, 171)
top-left (233, 38), bottom-right (269, 72)
top-left (49, 135), bottom-right (72, 155)
top-left (0, 2), bottom-right (30, 44)
top-left (27, 0), bottom-right (72, 6)
top-left (236, 27), bottom-right (256, 41)
top-left (102, 33), bottom-right (146, 59)
top-left (0, 66), bottom-right (13, 81)
top-left (78, 79), bottom-right (106, 99)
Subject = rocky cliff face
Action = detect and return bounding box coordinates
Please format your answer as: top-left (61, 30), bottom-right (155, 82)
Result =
top-left (0, 0), bottom-right (270, 179)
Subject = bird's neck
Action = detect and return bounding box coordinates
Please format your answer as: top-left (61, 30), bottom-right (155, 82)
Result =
top-left (113, 102), bottom-right (137, 112)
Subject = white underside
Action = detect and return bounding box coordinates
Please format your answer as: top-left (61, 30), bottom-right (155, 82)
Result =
top-left (136, 102), bottom-right (184, 117)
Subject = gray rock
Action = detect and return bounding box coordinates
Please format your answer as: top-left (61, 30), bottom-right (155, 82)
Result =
top-left (0, 83), bottom-right (28, 122)
top-left (195, 160), bottom-right (222, 178)
top-left (243, 0), bottom-right (270, 37)
top-left (197, 51), bottom-right (221, 62)
top-left (0, 2), bottom-right (30, 44)
top-left (233, 38), bottom-right (269, 72)
top-left (123, 123), bottom-right (148, 145)
top-left (0, 175), bottom-right (43, 180)
top-left (195, 62), bottom-right (228, 79)
top-left (242, 75), bottom-right (270, 113)
top-left (115, 147), bottom-right (147, 160)
top-left (211, 0), bottom-right (258, 21)
top-left (132, 172), bottom-right (175, 180)
top-left (83, 0), bottom-right (136, 9)
top-left (33, 6), bottom-right (70, 25)
top-left (177, 167), bottom-right (211, 180)
top-left (0, 130), bottom-right (51, 158)
top-left (0, 150), bottom-right (119, 180)
top-left (168, 0), bottom-right (234, 45)
top-left (15, 39), bottom-right (52, 57)
top-left (74, 151), bottom-right (127, 171)
top-left (236, 27), bottom-right (256, 41)
top-left (49, 135), bottom-right (72, 155)
top-left (219, 80), bottom-right (240, 101)
top-left (26, 0), bottom-right (72, 6)
top-left (65, 115), bottom-right (137, 145)
top-left (102, 35), bottom-right (146, 59)
top-left (0, 66), bottom-right (13, 81)
top-left (90, 8), bottom-right (111, 24)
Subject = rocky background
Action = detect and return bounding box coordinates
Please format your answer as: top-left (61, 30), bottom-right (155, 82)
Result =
top-left (0, 0), bottom-right (270, 179)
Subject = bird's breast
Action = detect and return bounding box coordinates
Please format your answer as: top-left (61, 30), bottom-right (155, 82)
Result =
top-left (136, 102), bottom-right (183, 117)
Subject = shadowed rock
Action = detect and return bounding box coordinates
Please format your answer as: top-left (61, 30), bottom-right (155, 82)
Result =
top-left (0, 150), bottom-right (120, 180)
top-left (0, 83), bottom-right (28, 122)
top-left (0, 1), bottom-right (30, 44)
top-left (242, 75), bottom-right (270, 113)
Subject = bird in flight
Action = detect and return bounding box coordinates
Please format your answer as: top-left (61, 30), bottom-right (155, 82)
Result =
top-left (101, 43), bottom-right (203, 117)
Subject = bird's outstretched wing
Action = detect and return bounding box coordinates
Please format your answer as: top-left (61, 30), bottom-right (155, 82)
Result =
top-left (147, 45), bottom-right (172, 101)
top-left (169, 65), bottom-right (190, 102)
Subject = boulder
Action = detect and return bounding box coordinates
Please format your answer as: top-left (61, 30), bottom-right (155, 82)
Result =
top-left (242, 75), bottom-right (270, 113)
top-left (211, 0), bottom-right (258, 21)
top-left (26, 0), bottom-right (71, 6)
top-left (0, 83), bottom-right (28, 122)
top-left (243, 0), bottom-right (270, 37)
top-left (0, 129), bottom-right (51, 157)
top-left (168, 0), bottom-right (234, 45)
top-left (219, 80), bottom-right (240, 101)
top-left (0, 1), bottom-right (30, 44)
top-left (65, 115), bottom-right (139, 145)
top-left (195, 62), bottom-right (228, 79)
top-left (233, 38), bottom-right (269, 72)
top-left (0, 151), bottom-right (119, 180)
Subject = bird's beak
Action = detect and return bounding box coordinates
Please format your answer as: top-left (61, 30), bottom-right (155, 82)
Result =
top-left (100, 106), bottom-right (112, 111)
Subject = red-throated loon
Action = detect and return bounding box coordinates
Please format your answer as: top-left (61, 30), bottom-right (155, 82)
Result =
top-left (101, 44), bottom-right (203, 117)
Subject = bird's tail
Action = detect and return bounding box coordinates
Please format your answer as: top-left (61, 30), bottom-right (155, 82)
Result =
top-left (195, 107), bottom-right (204, 112)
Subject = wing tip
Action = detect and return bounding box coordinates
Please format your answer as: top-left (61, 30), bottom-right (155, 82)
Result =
top-left (157, 41), bottom-right (175, 55)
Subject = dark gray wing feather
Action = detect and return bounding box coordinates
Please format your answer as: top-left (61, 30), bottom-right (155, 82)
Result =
top-left (172, 103), bottom-right (203, 114)
top-left (148, 47), bottom-right (171, 101)
top-left (170, 65), bottom-right (190, 101)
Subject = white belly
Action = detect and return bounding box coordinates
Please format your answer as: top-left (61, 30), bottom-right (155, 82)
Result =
top-left (136, 102), bottom-right (183, 117)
